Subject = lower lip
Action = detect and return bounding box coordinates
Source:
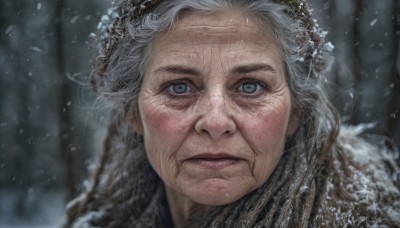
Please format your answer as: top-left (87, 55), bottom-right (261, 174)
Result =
top-left (187, 158), bottom-right (241, 169)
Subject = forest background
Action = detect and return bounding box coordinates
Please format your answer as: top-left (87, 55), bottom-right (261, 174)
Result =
top-left (0, 0), bottom-right (399, 226)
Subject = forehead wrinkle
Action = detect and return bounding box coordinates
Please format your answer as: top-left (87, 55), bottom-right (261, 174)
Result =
top-left (215, 47), bottom-right (229, 78)
top-left (229, 40), bottom-right (265, 72)
top-left (196, 41), bottom-right (205, 75)
top-left (221, 45), bottom-right (231, 76)
top-left (149, 50), bottom-right (199, 72)
top-left (199, 45), bottom-right (211, 78)
top-left (217, 37), bottom-right (233, 75)
top-left (153, 51), bottom-right (196, 65)
top-left (176, 9), bottom-right (263, 29)
top-left (157, 24), bottom-right (274, 50)
top-left (229, 42), bottom-right (282, 70)
top-left (180, 32), bottom-right (266, 47)
top-left (166, 20), bottom-right (269, 44)
top-left (233, 39), bottom-right (248, 70)
top-left (148, 9), bottom-right (284, 79)
top-left (176, 24), bottom-right (262, 33)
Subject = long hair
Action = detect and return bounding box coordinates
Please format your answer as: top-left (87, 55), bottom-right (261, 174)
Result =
top-left (65, 0), bottom-right (340, 227)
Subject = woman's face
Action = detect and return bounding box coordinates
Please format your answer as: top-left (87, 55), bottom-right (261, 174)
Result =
top-left (133, 9), bottom-right (298, 206)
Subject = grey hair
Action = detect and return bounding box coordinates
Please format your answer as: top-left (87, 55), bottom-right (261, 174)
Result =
top-left (97, 0), bottom-right (338, 161)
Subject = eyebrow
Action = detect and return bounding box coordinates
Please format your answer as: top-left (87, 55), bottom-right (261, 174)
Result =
top-left (232, 64), bottom-right (276, 74)
top-left (154, 63), bottom-right (276, 76)
top-left (155, 65), bottom-right (201, 76)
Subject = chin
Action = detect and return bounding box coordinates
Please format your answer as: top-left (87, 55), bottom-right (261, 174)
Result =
top-left (183, 178), bottom-right (254, 206)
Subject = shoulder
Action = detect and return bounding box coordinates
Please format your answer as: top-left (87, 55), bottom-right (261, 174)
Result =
top-left (314, 124), bottom-right (400, 226)
top-left (336, 124), bottom-right (399, 196)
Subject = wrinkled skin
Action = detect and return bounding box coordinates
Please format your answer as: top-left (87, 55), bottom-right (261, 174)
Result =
top-left (132, 9), bottom-right (298, 224)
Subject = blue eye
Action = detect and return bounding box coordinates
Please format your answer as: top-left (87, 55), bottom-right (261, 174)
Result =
top-left (168, 83), bottom-right (189, 94)
top-left (238, 82), bottom-right (261, 93)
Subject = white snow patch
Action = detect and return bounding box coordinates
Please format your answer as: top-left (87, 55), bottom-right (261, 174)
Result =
top-left (30, 46), bottom-right (42, 53)
top-left (97, 22), bottom-right (103, 30)
top-left (70, 15), bottom-right (79, 24)
top-left (300, 185), bottom-right (308, 193)
top-left (337, 125), bottom-right (400, 225)
top-left (387, 207), bottom-right (400, 223)
top-left (5, 25), bottom-right (14, 35)
top-left (340, 122), bottom-right (375, 136)
top-left (370, 18), bottom-right (378, 27)
top-left (324, 42), bottom-right (334, 52)
top-left (101, 15), bottom-right (109, 22)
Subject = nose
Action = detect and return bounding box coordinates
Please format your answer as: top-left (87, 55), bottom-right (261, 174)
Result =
top-left (195, 93), bottom-right (236, 139)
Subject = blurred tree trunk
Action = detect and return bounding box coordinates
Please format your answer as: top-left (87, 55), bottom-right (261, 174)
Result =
top-left (383, 0), bottom-right (400, 141)
top-left (326, 0), bottom-right (341, 111)
top-left (14, 64), bottom-right (31, 218)
top-left (1, 0), bottom-right (34, 217)
top-left (54, 0), bottom-right (76, 200)
top-left (0, 0), bottom-right (8, 111)
top-left (350, 0), bottom-right (363, 125)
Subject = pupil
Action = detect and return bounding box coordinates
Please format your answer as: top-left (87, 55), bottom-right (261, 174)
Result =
top-left (243, 83), bottom-right (256, 93)
top-left (173, 84), bottom-right (187, 93)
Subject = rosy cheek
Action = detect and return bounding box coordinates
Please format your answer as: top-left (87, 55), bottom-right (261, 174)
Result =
top-left (142, 105), bottom-right (189, 144)
top-left (249, 104), bottom-right (290, 151)
top-left (141, 106), bottom-right (179, 175)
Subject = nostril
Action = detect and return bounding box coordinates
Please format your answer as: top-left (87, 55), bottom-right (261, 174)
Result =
top-left (201, 129), bottom-right (209, 135)
top-left (196, 119), bottom-right (236, 139)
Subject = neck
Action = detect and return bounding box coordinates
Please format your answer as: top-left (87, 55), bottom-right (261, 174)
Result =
top-left (164, 185), bottom-right (213, 225)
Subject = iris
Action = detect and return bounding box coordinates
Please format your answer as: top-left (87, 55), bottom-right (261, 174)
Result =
top-left (240, 82), bottom-right (258, 93)
top-left (170, 83), bottom-right (188, 94)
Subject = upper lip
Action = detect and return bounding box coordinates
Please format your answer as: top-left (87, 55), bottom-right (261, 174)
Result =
top-left (187, 153), bottom-right (242, 160)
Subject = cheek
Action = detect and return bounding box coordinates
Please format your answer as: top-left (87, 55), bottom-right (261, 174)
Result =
top-left (248, 105), bottom-right (290, 145)
top-left (139, 99), bottom-right (193, 177)
top-left (243, 101), bottom-right (291, 181)
top-left (141, 105), bottom-right (189, 142)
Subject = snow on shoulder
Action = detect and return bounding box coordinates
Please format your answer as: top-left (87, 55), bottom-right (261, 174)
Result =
top-left (331, 124), bottom-right (400, 226)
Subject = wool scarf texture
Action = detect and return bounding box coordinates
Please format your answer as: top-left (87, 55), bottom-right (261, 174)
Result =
top-left (65, 118), bottom-right (400, 227)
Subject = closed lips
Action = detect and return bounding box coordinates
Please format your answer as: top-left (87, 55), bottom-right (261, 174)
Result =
top-left (188, 153), bottom-right (241, 160)
top-left (186, 153), bottom-right (243, 168)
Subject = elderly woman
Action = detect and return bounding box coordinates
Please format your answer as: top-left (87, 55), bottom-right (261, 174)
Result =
top-left (65, 0), bottom-right (400, 227)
